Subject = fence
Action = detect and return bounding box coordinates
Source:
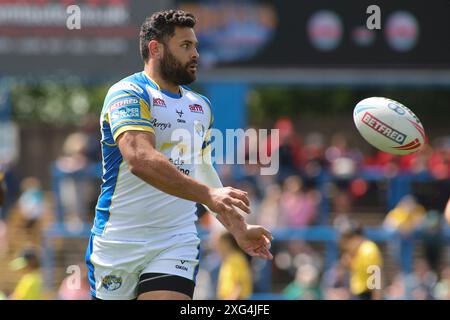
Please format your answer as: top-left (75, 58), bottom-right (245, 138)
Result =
top-left (42, 162), bottom-right (450, 291)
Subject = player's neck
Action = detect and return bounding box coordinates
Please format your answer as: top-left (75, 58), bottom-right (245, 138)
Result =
top-left (143, 65), bottom-right (180, 95)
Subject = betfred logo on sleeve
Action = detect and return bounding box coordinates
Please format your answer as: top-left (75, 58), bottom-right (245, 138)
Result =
top-left (109, 98), bottom-right (139, 112)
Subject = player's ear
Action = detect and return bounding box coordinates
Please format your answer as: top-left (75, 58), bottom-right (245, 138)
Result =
top-left (149, 40), bottom-right (162, 59)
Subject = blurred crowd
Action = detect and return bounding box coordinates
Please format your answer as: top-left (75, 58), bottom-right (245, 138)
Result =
top-left (0, 116), bottom-right (449, 300)
top-left (193, 117), bottom-right (450, 300)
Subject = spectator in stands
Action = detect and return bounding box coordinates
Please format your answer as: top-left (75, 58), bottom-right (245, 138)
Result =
top-left (55, 131), bottom-right (96, 229)
top-left (321, 257), bottom-right (351, 300)
top-left (236, 180), bottom-right (261, 226)
top-left (408, 145), bottom-right (432, 174)
top-left (0, 170), bottom-right (6, 218)
top-left (258, 183), bottom-right (282, 229)
top-left (383, 195), bottom-right (426, 272)
top-left (434, 266), bottom-right (450, 300)
top-left (17, 177), bottom-right (45, 234)
top-left (404, 259), bottom-right (437, 300)
top-left (331, 190), bottom-right (354, 231)
top-left (283, 263), bottom-right (322, 300)
top-left (279, 175), bottom-right (320, 227)
top-left (384, 271), bottom-right (407, 300)
top-left (325, 133), bottom-right (363, 179)
top-left (9, 247), bottom-right (43, 300)
top-left (427, 138), bottom-right (450, 180)
top-left (302, 132), bottom-right (326, 180)
top-left (0, 170), bottom-right (8, 257)
top-left (216, 232), bottom-right (253, 300)
top-left (384, 195), bottom-right (426, 235)
top-left (419, 210), bottom-right (444, 273)
top-left (79, 113), bottom-right (101, 164)
top-left (273, 117), bottom-right (303, 180)
top-left (339, 223), bottom-right (383, 300)
top-left (57, 264), bottom-right (91, 300)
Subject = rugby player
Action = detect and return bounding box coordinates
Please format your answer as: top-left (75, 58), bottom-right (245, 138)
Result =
top-left (85, 9), bottom-right (273, 300)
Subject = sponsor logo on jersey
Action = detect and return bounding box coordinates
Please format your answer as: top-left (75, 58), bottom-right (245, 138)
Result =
top-left (169, 157), bottom-right (190, 176)
top-left (362, 112), bottom-right (407, 144)
top-left (189, 104), bottom-right (204, 114)
top-left (150, 118), bottom-right (172, 130)
top-left (176, 109), bottom-right (186, 123)
top-left (109, 98), bottom-right (139, 112)
top-left (152, 98), bottom-right (166, 107)
top-left (101, 275), bottom-right (122, 291)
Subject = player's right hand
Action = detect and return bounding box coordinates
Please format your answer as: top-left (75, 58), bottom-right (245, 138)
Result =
top-left (205, 186), bottom-right (251, 219)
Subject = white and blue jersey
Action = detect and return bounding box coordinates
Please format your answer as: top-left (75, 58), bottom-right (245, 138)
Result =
top-left (92, 71), bottom-right (213, 241)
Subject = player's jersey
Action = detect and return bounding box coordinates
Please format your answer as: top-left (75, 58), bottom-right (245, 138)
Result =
top-left (91, 71), bottom-right (213, 241)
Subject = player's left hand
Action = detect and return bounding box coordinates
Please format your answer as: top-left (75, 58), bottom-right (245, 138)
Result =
top-left (215, 204), bottom-right (273, 260)
top-left (233, 224), bottom-right (273, 260)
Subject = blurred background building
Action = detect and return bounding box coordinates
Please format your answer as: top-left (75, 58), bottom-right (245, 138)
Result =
top-left (0, 0), bottom-right (449, 300)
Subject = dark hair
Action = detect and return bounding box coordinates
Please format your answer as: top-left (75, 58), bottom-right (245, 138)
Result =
top-left (140, 10), bottom-right (196, 62)
top-left (22, 248), bottom-right (40, 269)
top-left (339, 222), bottom-right (364, 241)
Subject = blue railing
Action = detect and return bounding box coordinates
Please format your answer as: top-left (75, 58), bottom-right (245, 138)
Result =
top-left (42, 222), bottom-right (450, 292)
top-left (42, 163), bottom-right (449, 290)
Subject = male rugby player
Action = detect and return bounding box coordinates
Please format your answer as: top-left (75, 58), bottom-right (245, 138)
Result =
top-left (86, 10), bottom-right (273, 300)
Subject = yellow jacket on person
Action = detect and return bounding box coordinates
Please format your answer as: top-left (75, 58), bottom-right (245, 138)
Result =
top-left (217, 252), bottom-right (253, 300)
top-left (350, 240), bottom-right (383, 295)
top-left (11, 271), bottom-right (43, 300)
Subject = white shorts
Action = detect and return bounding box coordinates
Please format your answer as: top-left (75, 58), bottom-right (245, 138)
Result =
top-left (85, 231), bottom-right (201, 300)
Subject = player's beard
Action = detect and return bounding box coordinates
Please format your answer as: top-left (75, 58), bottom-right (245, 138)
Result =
top-left (160, 46), bottom-right (197, 86)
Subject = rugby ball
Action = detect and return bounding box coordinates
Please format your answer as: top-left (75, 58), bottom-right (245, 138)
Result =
top-left (353, 97), bottom-right (426, 155)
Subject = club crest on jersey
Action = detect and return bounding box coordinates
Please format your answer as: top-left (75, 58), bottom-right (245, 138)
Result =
top-left (189, 104), bottom-right (204, 114)
top-left (153, 98), bottom-right (166, 107)
top-left (176, 109), bottom-right (186, 123)
top-left (101, 275), bottom-right (122, 291)
top-left (194, 121), bottom-right (205, 138)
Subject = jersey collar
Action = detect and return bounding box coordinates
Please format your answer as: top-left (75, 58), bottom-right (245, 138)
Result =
top-left (142, 71), bottom-right (183, 99)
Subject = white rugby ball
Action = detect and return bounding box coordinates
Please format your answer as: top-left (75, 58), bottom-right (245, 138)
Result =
top-left (353, 97), bottom-right (426, 155)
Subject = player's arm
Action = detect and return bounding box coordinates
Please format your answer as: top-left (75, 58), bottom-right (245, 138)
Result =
top-left (195, 158), bottom-right (228, 215)
top-left (195, 135), bottom-right (273, 260)
top-left (445, 197), bottom-right (450, 225)
top-left (117, 130), bottom-right (250, 217)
